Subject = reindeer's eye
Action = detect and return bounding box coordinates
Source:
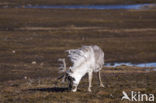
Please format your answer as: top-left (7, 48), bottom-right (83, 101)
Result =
top-left (72, 77), bottom-right (75, 81)
top-left (71, 77), bottom-right (75, 82)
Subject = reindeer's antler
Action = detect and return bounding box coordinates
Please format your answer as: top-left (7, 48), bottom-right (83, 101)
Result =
top-left (58, 58), bottom-right (66, 73)
top-left (57, 58), bottom-right (67, 83)
top-left (57, 74), bottom-right (67, 83)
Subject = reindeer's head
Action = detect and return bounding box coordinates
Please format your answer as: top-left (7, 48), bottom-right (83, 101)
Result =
top-left (58, 58), bottom-right (76, 91)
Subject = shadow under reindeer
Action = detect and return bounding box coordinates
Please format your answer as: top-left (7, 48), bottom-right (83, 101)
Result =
top-left (28, 87), bottom-right (69, 92)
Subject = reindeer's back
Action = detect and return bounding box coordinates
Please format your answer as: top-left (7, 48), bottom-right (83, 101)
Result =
top-left (67, 45), bottom-right (104, 72)
top-left (92, 45), bottom-right (104, 72)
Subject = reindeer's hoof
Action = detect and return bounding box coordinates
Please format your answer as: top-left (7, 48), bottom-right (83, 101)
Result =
top-left (88, 88), bottom-right (92, 92)
top-left (100, 84), bottom-right (105, 88)
top-left (88, 90), bottom-right (92, 92)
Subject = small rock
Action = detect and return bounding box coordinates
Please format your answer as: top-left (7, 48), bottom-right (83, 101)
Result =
top-left (12, 50), bottom-right (16, 53)
top-left (24, 76), bottom-right (27, 80)
top-left (40, 62), bottom-right (44, 66)
top-left (110, 94), bottom-right (114, 98)
top-left (32, 61), bottom-right (37, 64)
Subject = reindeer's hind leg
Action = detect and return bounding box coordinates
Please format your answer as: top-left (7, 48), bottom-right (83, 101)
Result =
top-left (98, 70), bottom-right (104, 87)
top-left (88, 71), bottom-right (93, 92)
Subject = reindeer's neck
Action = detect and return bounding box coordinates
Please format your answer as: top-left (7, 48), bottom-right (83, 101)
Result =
top-left (70, 64), bottom-right (90, 84)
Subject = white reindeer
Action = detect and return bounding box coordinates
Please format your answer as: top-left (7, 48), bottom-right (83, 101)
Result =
top-left (58, 45), bottom-right (104, 92)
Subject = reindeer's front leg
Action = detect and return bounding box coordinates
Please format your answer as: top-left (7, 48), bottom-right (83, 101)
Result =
top-left (88, 71), bottom-right (93, 92)
top-left (98, 71), bottom-right (104, 87)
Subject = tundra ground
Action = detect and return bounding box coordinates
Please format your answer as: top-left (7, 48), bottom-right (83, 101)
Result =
top-left (0, 2), bottom-right (156, 103)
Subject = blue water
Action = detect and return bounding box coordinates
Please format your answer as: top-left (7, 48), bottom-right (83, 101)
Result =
top-left (21, 3), bottom-right (151, 10)
top-left (145, 68), bottom-right (156, 71)
top-left (105, 62), bottom-right (156, 67)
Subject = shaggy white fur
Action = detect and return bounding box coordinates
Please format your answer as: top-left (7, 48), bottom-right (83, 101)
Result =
top-left (59, 45), bottom-right (104, 92)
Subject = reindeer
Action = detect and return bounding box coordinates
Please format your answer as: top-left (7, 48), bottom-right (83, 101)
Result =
top-left (58, 45), bottom-right (104, 92)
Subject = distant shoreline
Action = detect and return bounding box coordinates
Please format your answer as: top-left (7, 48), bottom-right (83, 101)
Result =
top-left (0, 0), bottom-right (156, 7)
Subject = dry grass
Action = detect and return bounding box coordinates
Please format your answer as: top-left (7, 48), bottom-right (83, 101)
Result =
top-left (0, 8), bottom-right (156, 63)
top-left (0, 66), bottom-right (156, 103)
